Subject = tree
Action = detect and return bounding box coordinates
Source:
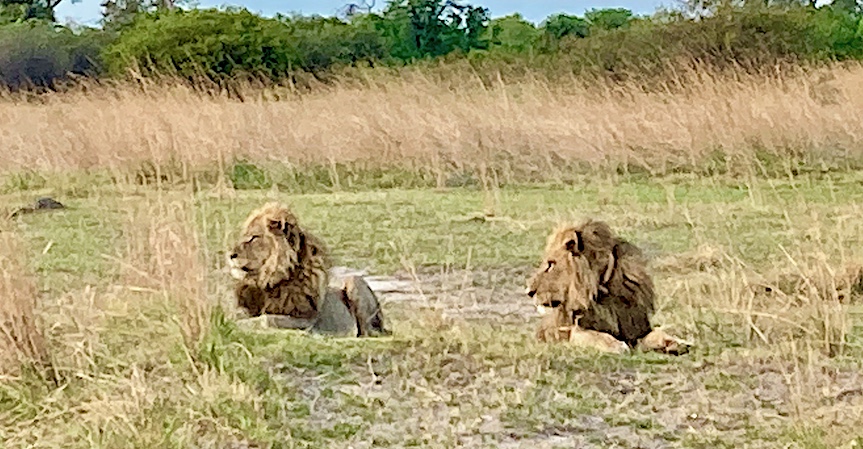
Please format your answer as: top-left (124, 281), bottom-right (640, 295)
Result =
top-left (100, 0), bottom-right (178, 31)
top-left (0, 0), bottom-right (63, 22)
top-left (585, 8), bottom-right (634, 31)
top-left (383, 0), bottom-right (489, 58)
top-left (829, 0), bottom-right (861, 14)
top-left (486, 13), bottom-right (539, 53)
top-left (541, 13), bottom-right (590, 39)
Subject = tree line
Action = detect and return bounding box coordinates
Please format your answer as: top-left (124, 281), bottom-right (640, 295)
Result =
top-left (2, 0), bottom-right (863, 90)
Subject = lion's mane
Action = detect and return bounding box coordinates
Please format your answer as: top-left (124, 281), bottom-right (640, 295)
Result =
top-left (528, 219), bottom-right (656, 347)
top-left (229, 202), bottom-right (331, 319)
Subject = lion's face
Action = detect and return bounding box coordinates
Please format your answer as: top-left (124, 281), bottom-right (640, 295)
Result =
top-left (228, 205), bottom-right (303, 286)
top-left (526, 227), bottom-right (599, 318)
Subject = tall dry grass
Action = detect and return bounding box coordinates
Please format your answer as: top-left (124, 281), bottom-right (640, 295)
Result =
top-left (0, 231), bottom-right (52, 379)
top-left (0, 64), bottom-right (861, 181)
top-left (119, 198), bottom-right (211, 352)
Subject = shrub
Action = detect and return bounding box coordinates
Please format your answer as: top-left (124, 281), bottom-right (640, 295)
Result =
top-left (102, 8), bottom-right (388, 81)
top-left (0, 22), bottom-right (109, 90)
top-left (542, 5), bottom-right (863, 80)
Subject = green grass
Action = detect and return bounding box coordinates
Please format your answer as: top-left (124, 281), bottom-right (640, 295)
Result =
top-left (1, 172), bottom-right (862, 448)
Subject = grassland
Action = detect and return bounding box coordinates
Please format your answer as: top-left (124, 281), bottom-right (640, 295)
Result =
top-left (1, 66), bottom-right (862, 448)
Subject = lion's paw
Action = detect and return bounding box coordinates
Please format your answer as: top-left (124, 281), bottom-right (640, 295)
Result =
top-left (637, 328), bottom-right (692, 356)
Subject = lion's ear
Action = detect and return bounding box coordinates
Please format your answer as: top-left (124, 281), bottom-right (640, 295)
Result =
top-left (565, 231), bottom-right (584, 255)
top-left (267, 219), bottom-right (285, 235)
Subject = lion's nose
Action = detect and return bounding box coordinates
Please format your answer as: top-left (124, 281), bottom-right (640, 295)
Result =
top-left (230, 253), bottom-right (238, 259)
top-left (526, 288), bottom-right (536, 298)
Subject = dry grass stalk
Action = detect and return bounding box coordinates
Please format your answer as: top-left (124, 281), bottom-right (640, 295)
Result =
top-left (122, 198), bottom-right (211, 351)
top-left (0, 232), bottom-right (51, 378)
top-left (0, 64), bottom-right (861, 178)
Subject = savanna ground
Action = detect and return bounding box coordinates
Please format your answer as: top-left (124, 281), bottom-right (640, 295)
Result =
top-left (1, 65), bottom-right (863, 448)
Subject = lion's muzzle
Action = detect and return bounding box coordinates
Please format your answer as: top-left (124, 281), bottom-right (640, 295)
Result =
top-left (535, 304), bottom-right (552, 316)
top-left (227, 253), bottom-right (248, 280)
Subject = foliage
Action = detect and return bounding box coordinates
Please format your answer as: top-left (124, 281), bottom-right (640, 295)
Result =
top-left (485, 13), bottom-right (539, 54)
top-left (585, 7), bottom-right (634, 31)
top-left (4, 0), bottom-right (863, 89)
top-left (0, 21), bottom-right (108, 90)
top-left (101, 8), bottom-right (386, 80)
top-left (542, 13), bottom-right (590, 40)
top-left (0, 0), bottom-right (61, 23)
top-left (551, 5), bottom-right (863, 78)
top-left (359, 0), bottom-right (490, 60)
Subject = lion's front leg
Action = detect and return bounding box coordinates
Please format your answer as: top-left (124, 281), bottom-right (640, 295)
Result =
top-left (568, 328), bottom-right (630, 354)
top-left (536, 307), bottom-right (572, 342)
top-left (235, 284), bottom-right (265, 317)
top-left (636, 328), bottom-right (692, 356)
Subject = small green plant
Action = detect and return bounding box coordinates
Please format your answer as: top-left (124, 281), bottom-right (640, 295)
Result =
top-left (229, 160), bottom-right (271, 190)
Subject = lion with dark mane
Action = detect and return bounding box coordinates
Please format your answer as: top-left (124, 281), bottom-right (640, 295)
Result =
top-left (526, 219), bottom-right (690, 355)
top-left (227, 202), bottom-right (389, 337)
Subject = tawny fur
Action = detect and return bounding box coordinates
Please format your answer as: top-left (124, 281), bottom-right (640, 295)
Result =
top-left (228, 202), bottom-right (388, 337)
top-left (230, 203), bottom-right (329, 318)
top-left (528, 219), bottom-right (689, 355)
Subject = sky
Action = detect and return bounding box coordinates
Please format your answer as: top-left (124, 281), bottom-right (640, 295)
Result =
top-left (55, 0), bottom-right (676, 27)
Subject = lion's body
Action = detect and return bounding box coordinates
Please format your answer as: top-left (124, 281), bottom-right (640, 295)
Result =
top-left (580, 240), bottom-right (655, 347)
top-left (228, 203), bottom-right (388, 338)
top-left (528, 220), bottom-right (690, 355)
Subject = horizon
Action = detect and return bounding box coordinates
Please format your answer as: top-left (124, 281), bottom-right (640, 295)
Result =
top-left (55, 0), bottom-right (678, 27)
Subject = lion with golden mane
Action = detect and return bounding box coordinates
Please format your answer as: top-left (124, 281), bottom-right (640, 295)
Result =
top-left (227, 202), bottom-right (389, 337)
top-left (526, 219), bottom-right (690, 355)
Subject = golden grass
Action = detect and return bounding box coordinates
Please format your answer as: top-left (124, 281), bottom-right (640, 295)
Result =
top-left (120, 197), bottom-right (211, 351)
top-left (0, 231), bottom-right (51, 379)
top-left (1, 65), bottom-right (862, 447)
top-left (0, 64), bottom-right (861, 180)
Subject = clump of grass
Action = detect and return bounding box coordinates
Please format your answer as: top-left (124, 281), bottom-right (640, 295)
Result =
top-left (121, 197), bottom-right (211, 352)
top-left (0, 232), bottom-right (52, 380)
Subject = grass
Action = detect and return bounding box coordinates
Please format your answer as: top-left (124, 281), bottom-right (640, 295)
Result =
top-left (0, 170), bottom-right (861, 448)
top-left (0, 63), bottom-right (862, 447)
top-left (2, 63), bottom-right (863, 187)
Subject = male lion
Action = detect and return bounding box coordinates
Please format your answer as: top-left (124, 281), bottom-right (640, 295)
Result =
top-left (227, 202), bottom-right (389, 337)
top-left (527, 219), bottom-right (690, 355)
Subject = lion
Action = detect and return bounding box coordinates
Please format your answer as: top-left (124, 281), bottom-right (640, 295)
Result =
top-left (227, 202), bottom-right (389, 337)
top-left (527, 219), bottom-right (691, 355)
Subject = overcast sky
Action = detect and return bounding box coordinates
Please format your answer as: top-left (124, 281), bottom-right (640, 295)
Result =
top-left (56, 0), bottom-right (677, 27)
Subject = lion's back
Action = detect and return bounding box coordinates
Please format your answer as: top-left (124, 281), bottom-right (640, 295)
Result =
top-left (582, 240), bottom-right (656, 346)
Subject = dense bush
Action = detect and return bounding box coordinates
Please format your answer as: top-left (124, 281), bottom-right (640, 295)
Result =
top-left (3, 0), bottom-right (863, 90)
top-left (560, 5), bottom-right (863, 77)
top-left (0, 21), bottom-right (109, 90)
top-left (102, 1), bottom-right (491, 80)
top-left (467, 4), bottom-right (863, 82)
top-left (101, 8), bottom-right (397, 81)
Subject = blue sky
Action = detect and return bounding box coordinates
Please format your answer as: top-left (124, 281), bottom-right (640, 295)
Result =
top-left (55, 0), bottom-right (676, 27)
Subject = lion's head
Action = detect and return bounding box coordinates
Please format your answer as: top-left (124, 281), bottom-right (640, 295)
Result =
top-left (228, 202), bottom-right (327, 289)
top-left (526, 224), bottom-right (602, 318)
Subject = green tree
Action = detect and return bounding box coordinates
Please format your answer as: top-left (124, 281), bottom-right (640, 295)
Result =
top-left (585, 8), bottom-right (634, 31)
top-left (0, 0), bottom-right (62, 22)
top-left (100, 0), bottom-right (179, 31)
top-left (103, 8), bottom-right (389, 80)
top-left (486, 13), bottom-right (538, 53)
top-left (541, 13), bottom-right (590, 39)
top-left (383, 0), bottom-right (489, 58)
top-left (0, 21), bottom-right (106, 90)
top-left (829, 0), bottom-right (861, 14)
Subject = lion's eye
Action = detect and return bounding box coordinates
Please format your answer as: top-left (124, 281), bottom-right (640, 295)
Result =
top-left (545, 261), bottom-right (556, 272)
top-left (245, 235), bottom-right (258, 244)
